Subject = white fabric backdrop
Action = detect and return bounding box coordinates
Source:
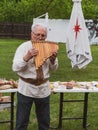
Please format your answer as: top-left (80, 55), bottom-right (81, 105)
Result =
top-left (33, 18), bottom-right (98, 44)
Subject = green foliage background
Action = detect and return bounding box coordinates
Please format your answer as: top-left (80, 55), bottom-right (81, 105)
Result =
top-left (0, 0), bottom-right (98, 23)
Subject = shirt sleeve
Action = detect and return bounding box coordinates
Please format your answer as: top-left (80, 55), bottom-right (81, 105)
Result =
top-left (12, 42), bottom-right (34, 72)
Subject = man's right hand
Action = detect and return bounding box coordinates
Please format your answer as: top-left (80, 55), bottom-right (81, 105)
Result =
top-left (23, 48), bottom-right (38, 62)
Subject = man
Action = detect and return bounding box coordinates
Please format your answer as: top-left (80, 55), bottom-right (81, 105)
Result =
top-left (86, 20), bottom-right (96, 43)
top-left (12, 23), bottom-right (58, 130)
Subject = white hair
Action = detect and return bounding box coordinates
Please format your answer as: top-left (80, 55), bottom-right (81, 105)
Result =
top-left (31, 23), bottom-right (48, 32)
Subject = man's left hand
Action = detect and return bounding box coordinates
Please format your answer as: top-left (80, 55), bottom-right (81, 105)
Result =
top-left (49, 51), bottom-right (58, 64)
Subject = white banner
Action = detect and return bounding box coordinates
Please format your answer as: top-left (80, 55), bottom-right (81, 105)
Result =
top-left (65, 0), bottom-right (92, 69)
top-left (33, 18), bottom-right (98, 44)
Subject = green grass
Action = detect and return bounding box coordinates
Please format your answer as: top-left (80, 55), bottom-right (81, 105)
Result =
top-left (0, 38), bottom-right (98, 130)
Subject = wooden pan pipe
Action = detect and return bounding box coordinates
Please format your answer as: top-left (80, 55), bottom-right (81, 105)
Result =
top-left (33, 41), bottom-right (59, 69)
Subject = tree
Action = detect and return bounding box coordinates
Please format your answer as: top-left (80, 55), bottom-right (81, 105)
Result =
top-left (0, 0), bottom-right (98, 23)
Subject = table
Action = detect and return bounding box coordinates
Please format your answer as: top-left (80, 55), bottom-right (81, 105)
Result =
top-left (0, 89), bottom-right (17, 130)
top-left (51, 83), bottom-right (98, 130)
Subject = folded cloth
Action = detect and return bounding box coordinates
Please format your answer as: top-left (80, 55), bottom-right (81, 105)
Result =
top-left (66, 0), bottom-right (92, 69)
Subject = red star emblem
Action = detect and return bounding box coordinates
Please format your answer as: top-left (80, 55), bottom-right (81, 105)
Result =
top-left (73, 18), bottom-right (82, 39)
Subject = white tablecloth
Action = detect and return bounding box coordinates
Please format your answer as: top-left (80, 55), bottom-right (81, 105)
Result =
top-left (0, 88), bottom-right (17, 93)
top-left (53, 81), bottom-right (98, 93)
top-left (53, 87), bottom-right (98, 93)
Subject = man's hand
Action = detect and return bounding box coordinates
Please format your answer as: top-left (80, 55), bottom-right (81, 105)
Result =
top-left (49, 51), bottom-right (58, 64)
top-left (23, 48), bottom-right (38, 62)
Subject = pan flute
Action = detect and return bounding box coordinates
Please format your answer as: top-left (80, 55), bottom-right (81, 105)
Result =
top-left (33, 41), bottom-right (59, 69)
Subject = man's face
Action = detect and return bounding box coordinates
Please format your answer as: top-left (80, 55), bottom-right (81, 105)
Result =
top-left (86, 20), bottom-right (94, 30)
top-left (31, 25), bottom-right (47, 42)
